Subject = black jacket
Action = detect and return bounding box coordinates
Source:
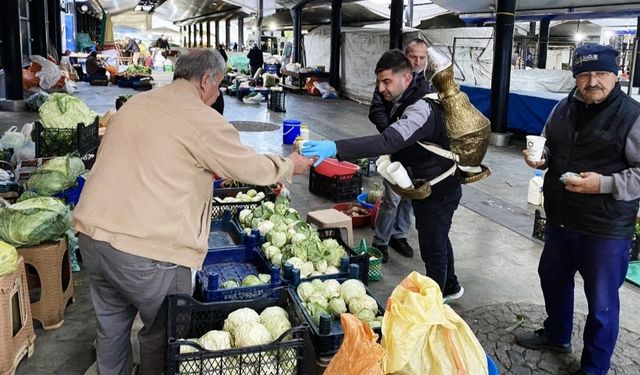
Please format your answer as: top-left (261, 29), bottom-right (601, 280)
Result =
top-left (543, 84), bottom-right (640, 238)
top-left (247, 47), bottom-right (264, 69)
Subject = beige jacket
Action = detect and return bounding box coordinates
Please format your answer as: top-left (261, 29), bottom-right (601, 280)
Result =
top-left (74, 79), bottom-right (293, 269)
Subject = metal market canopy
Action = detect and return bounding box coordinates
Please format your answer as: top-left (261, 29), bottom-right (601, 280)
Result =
top-left (429, 0), bottom-right (640, 20)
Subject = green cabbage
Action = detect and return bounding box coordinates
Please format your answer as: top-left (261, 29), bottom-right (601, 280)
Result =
top-left (199, 330), bottom-right (232, 350)
top-left (296, 282), bottom-right (316, 303)
top-left (0, 241), bottom-right (18, 276)
top-left (340, 279), bottom-right (367, 304)
top-left (39, 93), bottom-right (98, 129)
top-left (327, 297), bottom-right (347, 318)
top-left (0, 197), bottom-right (72, 247)
top-left (222, 308), bottom-right (260, 336)
top-left (25, 156), bottom-right (85, 196)
top-left (221, 279), bottom-right (240, 289)
top-left (242, 274), bottom-right (265, 286)
top-left (234, 322), bottom-right (272, 348)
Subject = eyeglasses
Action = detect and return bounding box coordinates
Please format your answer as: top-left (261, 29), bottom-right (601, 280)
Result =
top-left (576, 71), bottom-right (613, 81)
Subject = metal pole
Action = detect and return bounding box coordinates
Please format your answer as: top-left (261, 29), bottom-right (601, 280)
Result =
top-left (633, 16), bottom-right (640, 95)
top-left (329, 0), bottom-right (342, 91)
top-left (206, 21), bottom-right (211, 47)
top-left (406, 0), bottom-right (413, 28)
top-left (489, 0), bottom-right (516, 145)
top-left (238, 17), bottom-right (244, 51)
top-left (48, 0), bottom-right (62, 55)
top-left (389, 0), bottom-right (403, 50)
top-left (537, 17), bottom-right (550, 69)
top-left (257, 0), bottom-right (263, 46)
top-left (30, 0), bottom-right (50, 57)
top-left (0, 0), bottom-right (25, 104)
top-left (628, 40), bottom-right (637, 96)
top-left (199, 23), bottom-right (204, 47)
top-left (291, 7), bottom-right (302, 64)
top-left (214, 20), bottom-right (220, 47)
top-left (225, 19), bottom-right (231, 48)
top-left (188, 24), bottom-right (192, 47)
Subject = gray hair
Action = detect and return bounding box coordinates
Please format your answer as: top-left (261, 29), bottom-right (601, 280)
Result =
top-left (404, 38), bottom-right (428, 55)
top-left (173, 49), bottom-right (226, 82)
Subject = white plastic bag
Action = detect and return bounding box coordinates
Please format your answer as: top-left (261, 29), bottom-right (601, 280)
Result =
top-left (0, 126), bottom-right (26, 150)
top-left (30, 55), bottom-right (63, 90)
top-left (11, 140), bottom-right (36, 164)
top-left (20, 123), bottom-right (34, 143)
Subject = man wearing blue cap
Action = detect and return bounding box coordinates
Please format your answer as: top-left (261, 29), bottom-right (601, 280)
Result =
top-left (518, 44), bottom-right (640, 375)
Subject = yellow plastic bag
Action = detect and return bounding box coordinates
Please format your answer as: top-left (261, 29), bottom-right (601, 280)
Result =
top-left (325, 313), bottom-right (385, 375)
top-left (0, 240), bottom-right (18, 277)
top-left (382, 272), bottom-right (487, 375)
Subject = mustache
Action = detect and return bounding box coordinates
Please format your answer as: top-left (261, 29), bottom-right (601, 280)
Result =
top-left (585, 86), bottom-right (604, 90)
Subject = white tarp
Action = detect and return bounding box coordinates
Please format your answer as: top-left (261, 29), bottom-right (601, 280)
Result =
top-left (304, 26), bottom-right (575, 103)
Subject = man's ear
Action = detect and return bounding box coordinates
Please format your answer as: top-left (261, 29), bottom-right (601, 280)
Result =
top-left (404, 71), bottom-right (412, 85)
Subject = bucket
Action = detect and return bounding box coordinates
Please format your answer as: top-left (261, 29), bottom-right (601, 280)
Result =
top-left (283, 119), bottom-right (301, 144)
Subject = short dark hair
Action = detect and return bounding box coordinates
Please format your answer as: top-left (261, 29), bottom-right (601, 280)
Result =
top-left (404, 38), bottom-right (428, 54)
top-left (375, 49), bottom-right (412, 75)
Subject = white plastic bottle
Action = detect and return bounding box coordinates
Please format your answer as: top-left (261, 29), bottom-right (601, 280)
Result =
top-left (528, 170), bottom-right (544, 206)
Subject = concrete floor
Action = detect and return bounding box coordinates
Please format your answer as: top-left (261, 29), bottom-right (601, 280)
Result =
top-left (4, 76), bottom-right (640, 374)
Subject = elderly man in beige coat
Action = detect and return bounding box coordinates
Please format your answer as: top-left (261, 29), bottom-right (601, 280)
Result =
top-left (74, 49), bottom-right (312, 375)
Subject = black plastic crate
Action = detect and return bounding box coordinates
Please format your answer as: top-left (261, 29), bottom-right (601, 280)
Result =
top-left (211, 185), bottom-right (278, 220)
top-left (351, 157), bottom-right (378, 177)
top-left (33, 116), bottom-right (99, 158)
top-left (89, 75), bottom-right (109, 86)
top-left (268, 91), bottom-right (286, 113)
top-left (166, 287), bottom-right (311, 375)
top-left (532, 209), bottom-right (546, 241)
top-left (308, 167), bottom-right (363, 202)
top-left (288, 278), bottom-right (385, 357)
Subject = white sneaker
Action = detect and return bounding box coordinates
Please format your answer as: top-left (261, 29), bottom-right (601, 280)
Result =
top-left (443, 286), bottom-right (464, 304)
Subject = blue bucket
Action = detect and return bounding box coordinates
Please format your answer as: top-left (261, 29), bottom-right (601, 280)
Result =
top-left (283, 119), bottom-right (301, 144)
top-left (487, 354), bottom-right (499, 375)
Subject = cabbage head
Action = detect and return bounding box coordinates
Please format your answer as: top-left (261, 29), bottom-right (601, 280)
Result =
top-left (285, 256), bottom-right (304, 270)
top-left (314, 259), bottom-right (328, 274)
top-left (304, 240), bottom-right (324, 263)
top-left (296, 282), bottom-right (315, 303)
top-left (234, 322), bottom-right (272, 347)
top-left (258, 273), bottom-right (271, 284)
top-left (307, 302), bottom-right (330, 325)
top-left (327, 298), bottom-right (347, 318)
top-left (325, 266), bottom-right (340, 275)
top-left (259, 306), bottom-right (289, 323)
top-left (261, 314), bottom-right (292, 340)
top-left (199, 330), bottom-right (232, 350)
top-left (25, 156), bottom-right (85, 196)
top-left (221, 279), bottom-right (239, 289)
top-left (299, 261), bottom-right (314, 278)
top-left (324, 244), bottom-right (347, 268)
top-left (0, 241), bottom-right (18, 277)
top-left (222, 308), bottom-right (260, 335)
top-left (311, 279), bottom-right (326, 296)
top-left (39, 93), bottom-right (98, 129)
top-left (322, 279), bottom-right (341, 299)
top-left (340, 279), bottom-right (367, 304)
top-left (268, 231), bottom-right (287, 248)
top-left (0, 197), bottom-right (72, 247)
top-left (242, 274), bottom-right (265, 286)
top-left (290, 232), bottom-right (306, 245)
top-left (291, 244), bottom-right (308, 262)
top-left (348, 295), bottom-right (378, 316)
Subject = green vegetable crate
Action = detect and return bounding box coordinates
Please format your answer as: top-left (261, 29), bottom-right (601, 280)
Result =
top-left (33, 117), bottom-right (99, 158)
top-left (353, 239), bottom-right (383, 282)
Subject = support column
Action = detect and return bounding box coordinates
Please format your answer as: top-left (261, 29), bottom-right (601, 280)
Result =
top-left (257, 0), bottom-right (263, 38)
top-left (187, 24), bottom-right (192, 47)
top-left (199, 22), bottom-right (204, 47)
top-left (389, 0), bottom-right (403, 50)
top-left (291, 7), bottom-right (302, 64)
top-left (206, 21), bottom-right (211, 47)
top-left (489, 0), bottom-right (516, 145)
top-left (30, 0), bottom-right (50, 57)
top-left (237, 17), bottom-right (244, 51)
top-left (225, 19), bottom-right (231, 48)
top-left (0, 0), bottom-right (25, 106)
top-left (215, 20), bottom-right (220, 47)
top-left (329, 0), bottom-right (342, 91)
top-left (537, 17), bottom-right (550, 69)
top-left (48, 0), bottom-right (62, 56)
top-left (183, 25), bottom-right (186, 47)
top-left (406, 0), bottom-right (413, 27)
top-left (632, 16), bottom-right (640, 93)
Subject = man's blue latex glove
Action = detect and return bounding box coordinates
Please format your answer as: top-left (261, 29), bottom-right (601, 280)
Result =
top-left (301, 140), bottom-right (337, 167)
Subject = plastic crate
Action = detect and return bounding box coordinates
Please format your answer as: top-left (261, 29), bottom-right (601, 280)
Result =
top-left (89, 75), bottom-right (109, 86)
top-left (532, 209), bottom-right (546, 241)
top-left (166, 288), bottom-right (311, 375)
top-left (289, 278), bottom-right (385, 357)
top-left (267, 91), bottom-right (287, 113)
top-left (213, 183), bottom-right (277, 201)
top-left (211, 185), bottom-right (278, 220)
top-left (207, 210), bottom-right (245, 250)
top-left (33, 117), bottom-right (99, 158)
top-left (309, 167), bottom-right (363, 202)
top-left (196, 244), bottom-right (281, 302)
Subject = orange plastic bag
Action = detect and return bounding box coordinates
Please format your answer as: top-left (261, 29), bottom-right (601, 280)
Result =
top-left (324, 314), bottom-right (385, 375)
top-left (382, 272), bottom-right (488, 375)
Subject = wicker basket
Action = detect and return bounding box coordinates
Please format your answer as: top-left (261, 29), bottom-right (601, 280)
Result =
top-left (0, 256), bottom-right (36, 375)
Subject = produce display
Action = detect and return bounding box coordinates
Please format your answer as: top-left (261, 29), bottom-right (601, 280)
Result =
top-left (220, 273), bottom-right (272, 289)
top-left (178, 306), bottom-right (296, 374)
top-left (239, 197), bottom-right (348, 278)
top-left (296, 278), bottom-right (383, 327)
top-left (0, 240), bottom-right (18, 277)
top-left (121, 64), bottom-right (152, 77)
top-left (25, 156), bottom-right (85, 196)
top-left (39, 93), bottom-right (98, 130)
top-left (214, 189), bottom-right (266, 203)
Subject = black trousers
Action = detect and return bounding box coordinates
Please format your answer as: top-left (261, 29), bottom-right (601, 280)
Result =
top-left (411, 184), bottom-right (462, 294)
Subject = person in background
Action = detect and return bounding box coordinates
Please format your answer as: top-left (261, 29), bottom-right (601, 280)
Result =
top-left (367, 38), bottom-right (432, 262)
top-left (233, 42), bottom-right (238, 51)
top-left (217, 43), bottom-right (228, 63)
top-left (155, 34), bottom-right (170, 50)
top-left (282, 40), bottom-right (293, 65)
top-left (517, 44), bottom-right (640, 375)
top-left (247, 43), bottom-right (264, 76)
top-left (301, 50), bottom-right (465, 302)
top-left (74, 49), bottom-right (313, 375)
top-left (125, 37), bottom-right (140, 55)
top-left (85, 51), bottom-right (107, 77)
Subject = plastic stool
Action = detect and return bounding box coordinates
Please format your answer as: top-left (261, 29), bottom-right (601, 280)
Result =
top-left (0, 256), bottom-right (36, 375)
top-left (17, 240), bottom-right (74, 330)
top-left (306, 209), bottom-right (354, 247)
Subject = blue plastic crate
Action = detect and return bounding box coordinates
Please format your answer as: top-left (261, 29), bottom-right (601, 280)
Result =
top-left (207, 211), bottom-right (246, 250)
top-left (197, 241), bottom-right (282, 302)
top-left (288, 277), bottom-right (385, 357)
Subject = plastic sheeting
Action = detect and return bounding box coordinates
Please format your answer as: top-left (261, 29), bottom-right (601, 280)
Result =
top-left (303, 26), bottom-right (576, 103)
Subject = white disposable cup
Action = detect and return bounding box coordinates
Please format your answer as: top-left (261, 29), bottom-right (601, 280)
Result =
top-left (526, 135), bottom-right (546, 162)
top-left (387, 162), bottom-right (413, 189)
top-left (376, 155), bottom-right (391, 166)
top-left (376, 160), bottom-right (395, 183)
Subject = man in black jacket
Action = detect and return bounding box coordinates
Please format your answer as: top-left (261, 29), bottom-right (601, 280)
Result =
top-left (517, 44), bottom-right (640, 375)
top-left (368, 38), bottom-right (432, 263)
top-left (301, 50), bottom-right (464, 300)
top-left (247, 44), bottom-right (264, 76)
